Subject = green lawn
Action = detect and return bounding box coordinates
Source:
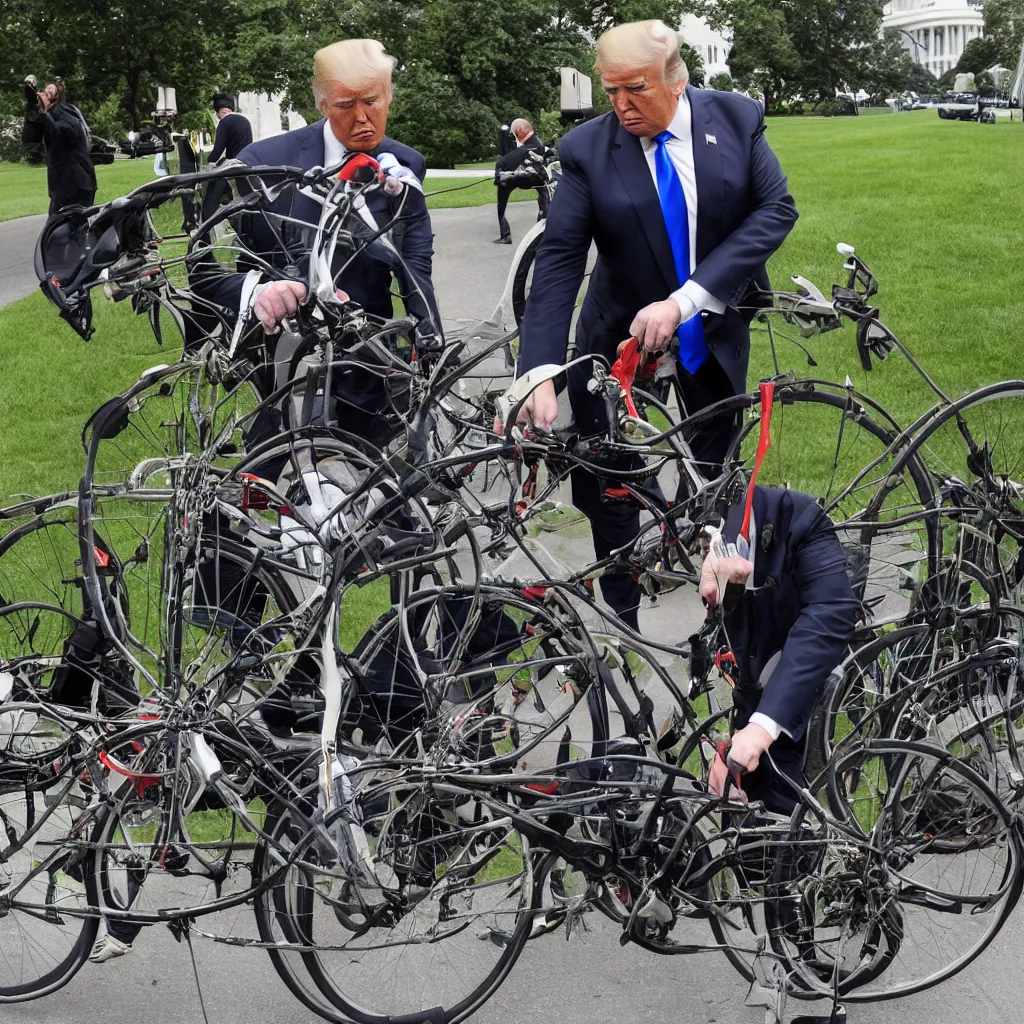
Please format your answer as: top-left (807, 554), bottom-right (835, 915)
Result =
top-left (2, 110), bottom-right (1023, 505)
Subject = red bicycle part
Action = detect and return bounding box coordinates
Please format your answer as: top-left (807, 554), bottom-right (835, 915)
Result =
top-left (738, 380), bottom-right (775, 548)
top-left (609, 337), bottom-right (643, 419)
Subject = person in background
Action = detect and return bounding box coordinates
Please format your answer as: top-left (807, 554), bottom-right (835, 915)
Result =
top-left (208, 93), bottom-right (253, 165)
top-left (22, 78), bottom-right (96, 214)
top-left (200, 93), bottom-right (254, 224)
top-left (492, 118), bottom-right (549, 244)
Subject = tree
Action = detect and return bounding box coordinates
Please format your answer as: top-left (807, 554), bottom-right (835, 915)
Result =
top-left (953, 35), bottom-right (1002, 77)
top-left (783, 0), bottom-right (885, 103)
top-left (983, 0), bottom-right (1024, 68)
top-left (905, 63), bottom-right (938, 96)
top-left (709, 71), bottom-right (734, 91)
top-left (388, 60), bottom-right (498, 168)
top-left (560, 0), bottom-right (691, 36)
top-left (722, 0), bottom-right (800, 112)
top-left (852, 28), bottom-right (915, 99)
top-left (679, 41), bottom-right (705, 86)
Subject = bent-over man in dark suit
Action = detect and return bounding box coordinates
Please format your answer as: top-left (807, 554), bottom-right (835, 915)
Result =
top-left (702, 487), bottom-right (861, 813)
top-left (516, 19), bottom-right (798, 631)
top-left (493, 118), bottom-right (549, 244)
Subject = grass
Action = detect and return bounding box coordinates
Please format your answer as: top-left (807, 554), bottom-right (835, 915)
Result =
top-left (0, 159), bottom-right (171, 222)
top-left (3, 111), bottom-right (1023, 502)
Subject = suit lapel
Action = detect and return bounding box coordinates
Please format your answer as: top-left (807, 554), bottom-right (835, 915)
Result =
top-left (609, 121), bottom-right (677, 291)
top-left (285, 121), bottom-right (325, 224)
top-left (687, 86), bottom-right (723, 264)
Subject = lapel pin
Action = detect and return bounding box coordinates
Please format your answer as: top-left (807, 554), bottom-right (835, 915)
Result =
top-left (705, 133), bottom-right (717, 146)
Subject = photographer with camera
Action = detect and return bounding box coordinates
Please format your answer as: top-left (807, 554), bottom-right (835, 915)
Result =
top-left (493, 118), bottom-right (550, 244)
top-left (22, 77), bottom-right (96, 215)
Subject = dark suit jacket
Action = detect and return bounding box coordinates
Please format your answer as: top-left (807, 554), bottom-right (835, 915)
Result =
top-left (723, 487), bottom-right (860, 743)
top-left (22, 103), bottom-right (97, 208)
top-left (209, 112), bottom-right (253, 163)
top-left (494, 133), bottom-right (546, 174)
top-left (520, 87), bottom-right (797, 397)
top-left (201, 121), bottom-right (439, 334)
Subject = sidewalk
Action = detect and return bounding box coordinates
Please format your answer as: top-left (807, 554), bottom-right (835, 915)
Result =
top-left (0, 214), bottom-right (46, 309)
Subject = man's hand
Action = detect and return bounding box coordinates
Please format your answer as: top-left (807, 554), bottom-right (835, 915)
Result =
top-left (629, 298), bottom-right (684, 353)
top-left (699, 547), bottom-right (753, 609)
top-left (708, 723), bottom-right (774, 799)
top-left (494, 378), bottom-right (558, 435)
top-left (252, 281), bottom-right (309, 333)
top-left (728, 722), bottom-right (775, 773)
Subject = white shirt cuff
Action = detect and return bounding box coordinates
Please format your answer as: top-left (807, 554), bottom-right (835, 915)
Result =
top-left (230, 270), bottom-right (266, 355)
top-left (749, 712), bottom-right (791, 741)
top-left (670, 292), bottom-right (695, 325)
top-left (673, 279), bottom-right (726, 317)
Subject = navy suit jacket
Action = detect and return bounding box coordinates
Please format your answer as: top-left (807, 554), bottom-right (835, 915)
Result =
top-left (723, 487), bottom-right (860, 742)
top-left (203, 121), bottom-right (439, 333)
top-left (520, 88), bottom-right (797, 395)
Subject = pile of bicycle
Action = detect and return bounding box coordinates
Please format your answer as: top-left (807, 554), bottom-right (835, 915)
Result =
top-left (1, 159), bottom-right (1022, 1024)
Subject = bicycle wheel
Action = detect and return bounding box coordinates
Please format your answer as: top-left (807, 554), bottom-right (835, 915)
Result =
top-left (719, 380), bottom-right (936, 617)
top-left (252, 799), bottom-right (358, 1024)
top-left (511, 230), bottom-right (544, 329)
top-left (770, 738), bottom-right (1023, 1001)
top-left (510, 224), bottom-right (594, 330)
top-left (862, 381), bottom-right (1024, 607)
top-left (0, 706), bottom-right (97, 1001)
top-left (268, 777), bottom-right (537, 1024)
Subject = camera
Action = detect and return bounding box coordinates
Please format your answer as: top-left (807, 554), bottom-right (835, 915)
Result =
top-left (24, 74), bottom-right (39, 111)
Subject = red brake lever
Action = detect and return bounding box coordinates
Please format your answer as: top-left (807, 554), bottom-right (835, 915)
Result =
top-left (738, 380), bottom-right (775, 551)
top-left (609, 337), bottom-right (643, 419)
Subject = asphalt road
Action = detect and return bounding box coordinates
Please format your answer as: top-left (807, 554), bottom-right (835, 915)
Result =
top-left (2, 201), bottom-right (1020, 1024)
top-left (0, 214), bottom-right (46, 308)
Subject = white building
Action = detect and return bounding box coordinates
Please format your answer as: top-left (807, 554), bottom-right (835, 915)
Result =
top-left (680, 12), bottom-right (733, 81)
top-left (882, 0), bottom-right (986, 79)
top-left (235, 92), bottom-right (306, 141)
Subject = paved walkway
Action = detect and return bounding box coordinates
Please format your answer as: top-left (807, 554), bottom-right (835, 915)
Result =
top-left (0, 214), bottom-right (46, 308)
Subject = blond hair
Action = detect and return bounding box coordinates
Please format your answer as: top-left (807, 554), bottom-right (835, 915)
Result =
top-left (312, 39), bottom-right (397, 104)
top-left (596, 20), bottom-right (688, 86)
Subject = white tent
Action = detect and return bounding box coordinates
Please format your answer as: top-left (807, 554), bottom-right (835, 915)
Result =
top-left (985, 64), bottom-right (1012, 91)
top-left (1010, 42), bottom-right (1024, 105)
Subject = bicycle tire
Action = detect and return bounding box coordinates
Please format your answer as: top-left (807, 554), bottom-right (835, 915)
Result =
top-left (511, 230), bottom-right (545, 330)
top-left (770, 737), bottom-right (1023, 1001)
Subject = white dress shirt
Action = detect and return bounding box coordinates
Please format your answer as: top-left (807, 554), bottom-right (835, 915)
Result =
top-left (323, 119), bottom-right (346, 168)
top-left (639, 94), bottom-right (725, 322)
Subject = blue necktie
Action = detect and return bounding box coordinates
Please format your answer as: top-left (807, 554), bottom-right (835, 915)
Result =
top-left (653, 130), bottom-right (708, 373)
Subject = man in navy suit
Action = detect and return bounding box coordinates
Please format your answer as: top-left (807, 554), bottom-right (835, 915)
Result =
top-left (197, 38), bottom-right (440, 380)
top-left (515, 20), bottom-right (797, 630)
top-left (702, 487), bottom-right (861, 813)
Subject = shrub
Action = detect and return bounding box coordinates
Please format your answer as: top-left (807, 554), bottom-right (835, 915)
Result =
top-left (536, 109), bottom-right (568, 146)
top-left (0, 116), bottom-right (42, 164)
top-left (811, 100), bottom-right (846, 116)
top-left (709, 72), bottom-right (734, 92)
